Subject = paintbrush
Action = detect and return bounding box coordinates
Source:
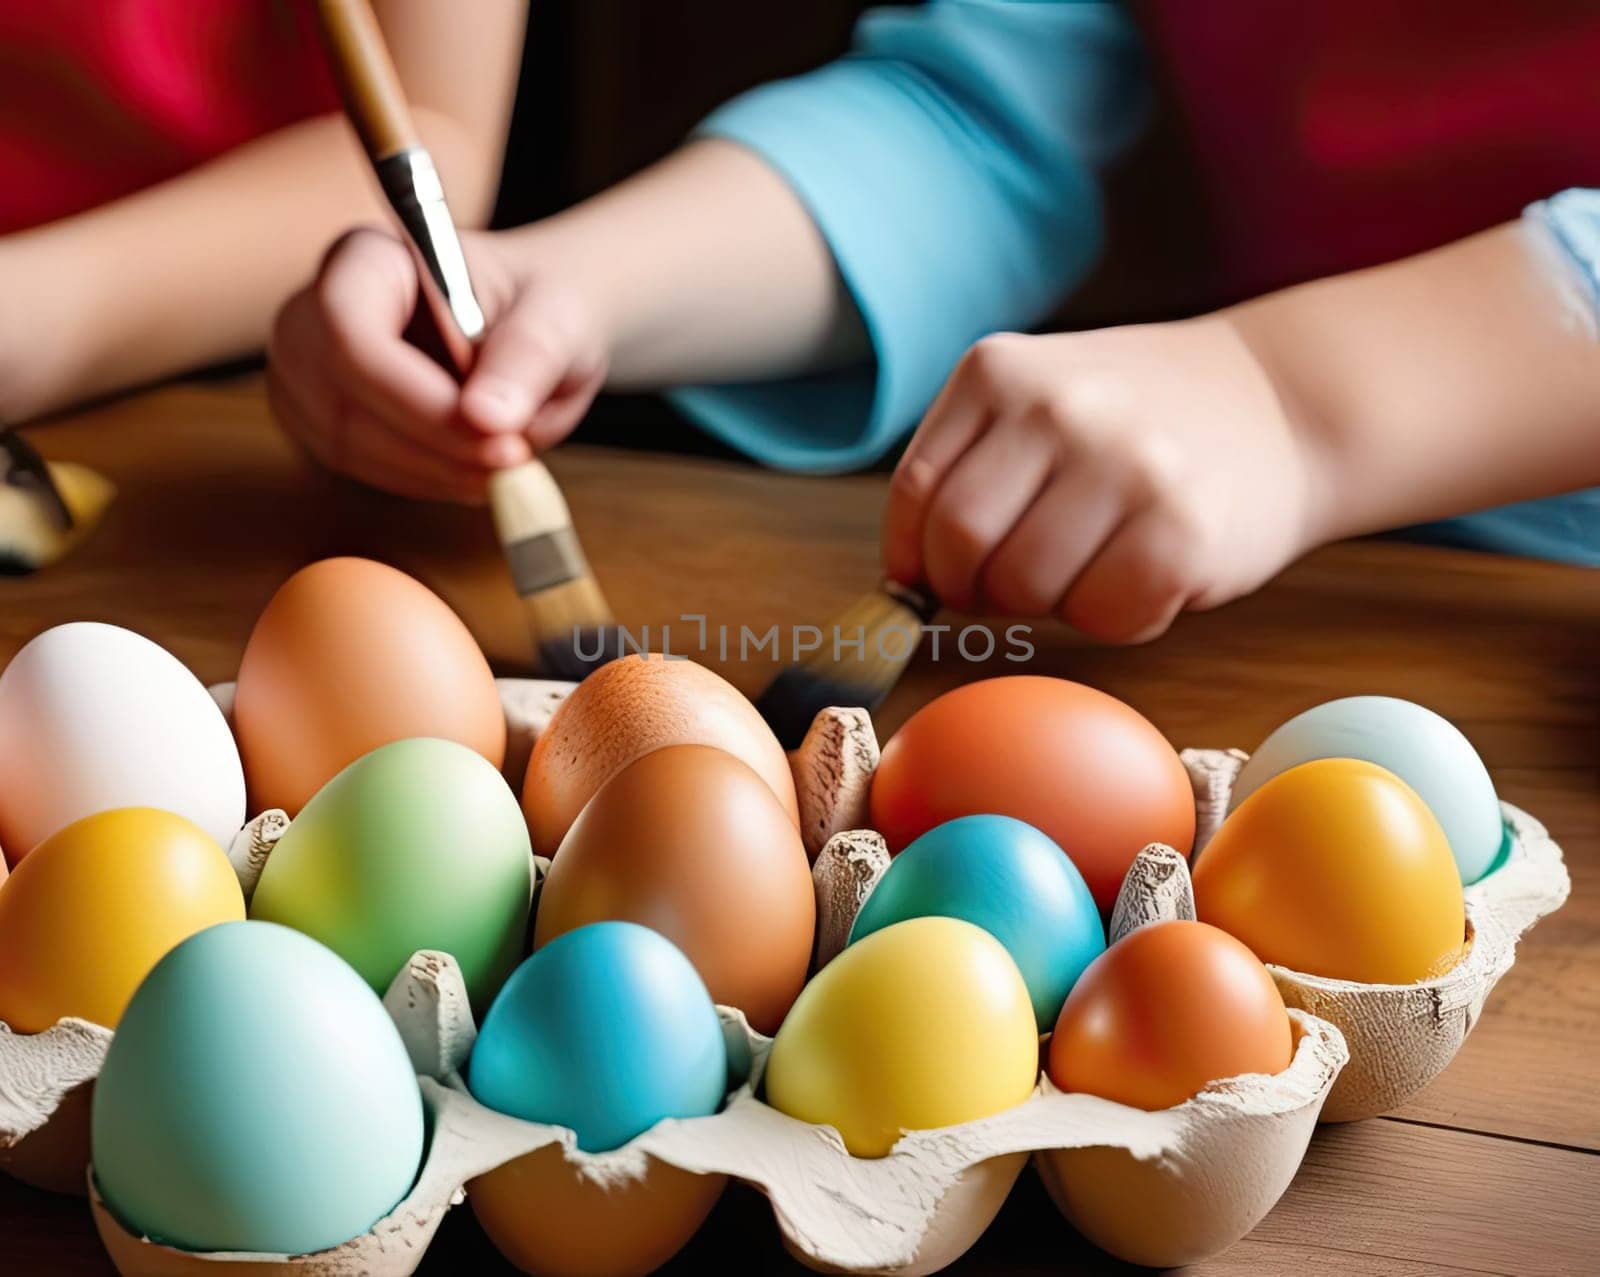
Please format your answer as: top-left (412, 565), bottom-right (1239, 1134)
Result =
top-left (313, 0), bottom-right (618, 679)
top-left (755, 580), bottom-right (940, 748)
top-left (0, 426), bottom-right (115, 575)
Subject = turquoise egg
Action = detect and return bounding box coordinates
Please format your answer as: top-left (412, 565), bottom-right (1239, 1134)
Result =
top-left (468, 922), bottom-right (726, 1152)
top-left (91, 921), bottom-right (424, 1255)
top-left (847, 815), bottom-right (1105, 1030)
top-left (1228, 696), bottom-right (1506, 884)
top-left (250, 737), bottom-right (532, 1013)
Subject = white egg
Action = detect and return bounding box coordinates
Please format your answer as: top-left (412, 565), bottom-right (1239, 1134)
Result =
top-left (0, 623), bottom-right (245, 860)
top-left (1229, 695), bottom-right (1505, 885)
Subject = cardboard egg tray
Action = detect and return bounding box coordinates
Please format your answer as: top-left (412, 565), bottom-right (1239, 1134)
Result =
top-left (0, 676), bottom-right (573, 1195)
top-left (0, 681), bottom-right (1571, 1274)
top-left (1180, 746), bottom-right (1571, 1122)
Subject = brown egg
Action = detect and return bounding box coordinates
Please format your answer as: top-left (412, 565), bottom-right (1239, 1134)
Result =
top-left (523, 654), bottom-right (797, 858)
top-left (534, 744), bottom-right (814, 1034)
top-left (234, 558), bottom-right (505, 815)
top-left (470, 1146), bottom-right (724, 1277)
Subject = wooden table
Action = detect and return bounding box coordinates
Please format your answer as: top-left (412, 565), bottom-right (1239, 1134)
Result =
top-left (3, 377), bottom-right (1596, 1275)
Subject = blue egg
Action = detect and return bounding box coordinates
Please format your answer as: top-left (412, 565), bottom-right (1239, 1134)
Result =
top-left (92, 921), bottom-right (425, 1255)
top-left (468, 921), bottom-right (726, 1152)
top-left (847, 815), bottom-right (1105, 1030)
top-left (1229, 695), bottom-right (1507, 885)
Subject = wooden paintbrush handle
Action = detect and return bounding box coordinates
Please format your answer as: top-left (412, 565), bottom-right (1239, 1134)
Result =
top-left (314, 0), bottom-right (418, 160)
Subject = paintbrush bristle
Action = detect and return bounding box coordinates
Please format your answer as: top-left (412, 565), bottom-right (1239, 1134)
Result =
top-left (755, 581), bottom-right (938, 748)
top-left (523, 578), bottom-right (629, 681)
top-left (489, 460), bottom-right (618, 680)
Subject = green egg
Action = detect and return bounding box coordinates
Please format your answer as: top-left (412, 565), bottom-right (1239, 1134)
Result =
top-left (250, 737), bottom-right (532, 1011)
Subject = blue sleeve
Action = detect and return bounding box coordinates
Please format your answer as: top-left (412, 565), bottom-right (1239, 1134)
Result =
top-left (1525, 187), bottom-right (1600, 320)
top-left (666, 0), bottom-right (1149, 474)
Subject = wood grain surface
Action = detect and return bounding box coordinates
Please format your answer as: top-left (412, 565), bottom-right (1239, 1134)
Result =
top-left (2, 377), bottom-right (1596, 1275)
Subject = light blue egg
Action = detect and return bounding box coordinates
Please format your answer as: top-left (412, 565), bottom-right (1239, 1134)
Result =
top-left (846, 815), bottom-right (1105, 1030)
top-left (92, 921), bottom-right (424, 1255)
top-left (1228, 696), bottom-right (1506, 885)
top-left (468, 922), bottom-right (726, 1152)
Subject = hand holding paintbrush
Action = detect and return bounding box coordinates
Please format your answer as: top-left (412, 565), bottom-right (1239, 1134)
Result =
top-left (310, 0), bottom-right (618, 679)
top-left (307, 1), bottom-right (932, 730)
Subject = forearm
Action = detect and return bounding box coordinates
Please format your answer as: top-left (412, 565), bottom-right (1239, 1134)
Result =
top-left (502, 139), bottom-right (868, 389)
top-left (4, 106), bottom-right (498, 420)
top-left (1231, 224), bottom-right (1600, 543)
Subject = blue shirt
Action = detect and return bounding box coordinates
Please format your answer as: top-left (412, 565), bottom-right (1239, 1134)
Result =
top-left (669, 1), bottom-right (1599, 566)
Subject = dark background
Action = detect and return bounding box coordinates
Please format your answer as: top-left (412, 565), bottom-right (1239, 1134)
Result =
top-left (491, 2), bottom-right (869, 227)
top-left (485, 2), bottom-right (873, 454)
top-left (491, 2), bottom-right (1209, 334)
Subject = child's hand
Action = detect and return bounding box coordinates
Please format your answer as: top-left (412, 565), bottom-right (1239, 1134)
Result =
top-left (882, 319), bottom-right (1328, 642)
top-left (267, 226), bottom-right (608, 504)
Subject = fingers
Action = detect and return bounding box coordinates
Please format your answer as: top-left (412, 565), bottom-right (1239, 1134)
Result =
top-left (310, 230), bottom-right (457, 420)
top-left (1058, 507), bottom-right (1200, 643)
top-left (978, 464), bottom-right (1126, 616)
top-left (271, 226), bottom-right (605, 502)
top-left (303, 230), bottom-right (520, 468)
top-left (879, 327), bottom-right (1212, 641)
top-left (458, 284), bottom-right (603, 438)
top-left (525, 361), bottom-right (608, 452)
top-left (267, 364), bottom-right (490, 506)
top-left (882, 345), bottom-right (1004, 584)
top-left (275, 288), bottom-right (526, 475)
top-left (918, 415), bottom-right (1057, 610)
top-left (269, 227), bottom-right (542, 498)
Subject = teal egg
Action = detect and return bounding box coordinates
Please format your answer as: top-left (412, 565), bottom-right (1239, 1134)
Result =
top-left (91, 921), bottom-right (424, 1255)
top-left (847, 815), bottom-right (1105, 1030)
top-left (1228, 696), bottom-right (1506, 884)
top-left (250, 737), bottom-right (532, 1012)
top-left (468, 922), bottom-right (726, 1152)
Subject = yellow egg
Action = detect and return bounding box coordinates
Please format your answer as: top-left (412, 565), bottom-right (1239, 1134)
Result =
top-left (1194, 759), bottom-right (1465, 984)
top-left (765, 917), bottom-right (1038, 1157)
top-left (0, 808), bottom-right (245, 1031)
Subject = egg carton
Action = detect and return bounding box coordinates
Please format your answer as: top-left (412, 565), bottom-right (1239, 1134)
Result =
top-left (800, 713), bottom-right (1570, 1125)
top-left (7, 684), bottom-right (1570, 1273)
top-left (0, 678), bottom-right (577, 1194)
top-left (1181, 746), bottom-right (1570, 1122)
top-left (90, 852), bottom-right (1346, 1277)
top-left (87, 950), bottom-right (751, 1277)
top-left (41, 685), bottom-right (1340, 1273)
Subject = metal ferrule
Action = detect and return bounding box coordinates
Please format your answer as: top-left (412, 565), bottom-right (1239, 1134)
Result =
top-left (376, 146), bottom-right (486, 343)
top-left (1, 428), bottom-right (72, 530)
top-left (883, 580), bottom-right (941, 624)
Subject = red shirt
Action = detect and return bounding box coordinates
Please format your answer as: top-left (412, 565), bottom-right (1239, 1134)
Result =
top-left (1134, 0), bottom-right (1600, 299)
top-left (3, 1), bottom-right (1597, 305)
top-left (0, 0), bottom-right (335, 235)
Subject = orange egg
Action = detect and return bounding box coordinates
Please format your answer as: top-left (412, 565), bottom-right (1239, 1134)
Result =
top-left (870, 677), bottom-right (1194, 914)
top-left (1048, 920), bottom-right (1292, 1111)
top-left (1193, 758), bottom-right (1465, 983)
top-left (523, 655), bottom-right (797, 858)
top-left (233, 558), bottom-right (505, 815)
top-left (533, 744), bottom-right (814, 1034)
